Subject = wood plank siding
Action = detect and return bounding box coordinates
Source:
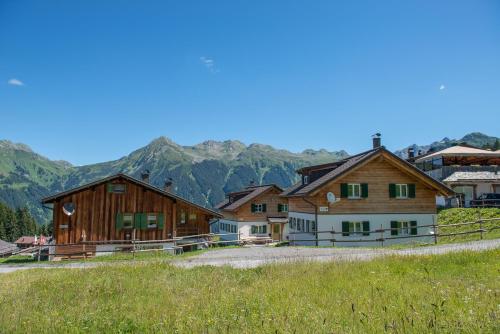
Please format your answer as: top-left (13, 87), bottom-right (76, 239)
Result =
top-left (224, 188), bottom-right (287, 222)
top-left (288, 155), bottom-right (438, 214)
top-left (50, 177), bottom-right (217, 245)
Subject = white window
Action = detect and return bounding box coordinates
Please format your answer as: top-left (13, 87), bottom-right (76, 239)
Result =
top-left (254, 204), bottom-right (263, 213)
top-left (280, 204), bottom-right (288, 212)
top-left (303, 176), bottom-right (309, 184)
top-left (305, 220), bottom-right (310, 232)
top-left (147, 214), bottom-right (158, 228)
top-left (399, 221), bottom-right (410, 235)
top-left (349, 222), bottom-right (363, 235)
top-left (396, 184), bottom-right (408, 198)
top-left (348, 184), bottom-right (361, 199)
top-left (311, 221), bottom-right (316, 232)
top-left (297, 219), bottom-right (302, 232)
top-left (251, 225), bottom-right (267, 234)
top-left (123, 213), bottom-right (134, 229)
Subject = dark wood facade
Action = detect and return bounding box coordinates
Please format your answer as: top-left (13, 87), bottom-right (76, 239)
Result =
top-left (42, 174), bottom-right (221, 245)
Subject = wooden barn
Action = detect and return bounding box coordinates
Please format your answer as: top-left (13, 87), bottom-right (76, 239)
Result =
top-left (42, 173), bottom-right (221, 257)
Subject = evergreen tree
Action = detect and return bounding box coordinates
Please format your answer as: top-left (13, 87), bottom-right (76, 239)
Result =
top-left (16, 207), bottom-right (37, 237)
top-left (0, 203), bottom-right (19, 242)
top-left (493, 139), bottom-right (500, 151)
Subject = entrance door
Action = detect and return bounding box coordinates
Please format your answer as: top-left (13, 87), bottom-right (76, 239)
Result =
top-left (272, 224), bottom-right (281, 241)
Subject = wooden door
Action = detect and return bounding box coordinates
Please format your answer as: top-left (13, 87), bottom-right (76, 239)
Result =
top-left (272, 224), bottom-right (281, 241)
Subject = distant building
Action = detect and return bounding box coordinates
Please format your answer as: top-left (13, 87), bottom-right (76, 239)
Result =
top-left (14, 235), bottom-right (47, 249)
top-left (410, 145), bottom-right (500, 207)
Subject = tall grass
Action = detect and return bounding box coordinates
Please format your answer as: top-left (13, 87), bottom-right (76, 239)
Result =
top-left (437, 208), bottom-right (500, 243)
top-left (0, 249), bottom-right (499, 333)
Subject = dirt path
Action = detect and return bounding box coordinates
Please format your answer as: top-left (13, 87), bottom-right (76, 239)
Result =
top-left (1, 239), bottom-right (499, 273)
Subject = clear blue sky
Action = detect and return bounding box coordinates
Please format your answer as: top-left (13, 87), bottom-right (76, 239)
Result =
top-left (1, 1), bottom-right (499, 165)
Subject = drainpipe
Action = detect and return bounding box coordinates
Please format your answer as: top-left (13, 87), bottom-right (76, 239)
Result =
top-left (302, 197), bottom-right (318, 247)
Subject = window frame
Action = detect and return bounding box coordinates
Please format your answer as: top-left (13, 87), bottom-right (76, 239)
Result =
top-left (349, 222), bottom-right (363, 235)
top-left (254, 204), bottom-right (263, 213)
top-left (122, 213), bottom-right (134, 229)
top-left (395, 184), bottom-right (409, 199)
top-left (347, 183), bottom-right (361, 199)
top-left (146, 213), bottom-right (158, 228)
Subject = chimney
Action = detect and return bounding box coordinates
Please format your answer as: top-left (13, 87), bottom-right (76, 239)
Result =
top-left (164, 177), bottom-right (173, 193)
top-left (408, 147), bottom-right (415, 159)
top-left (372, 133), bottom-right (382, 149)
top-left (141, 169), bottom-right (150, 183)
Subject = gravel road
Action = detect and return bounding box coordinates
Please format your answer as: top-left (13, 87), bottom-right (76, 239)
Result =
top-left (1, 239), bottom-right (499, 273)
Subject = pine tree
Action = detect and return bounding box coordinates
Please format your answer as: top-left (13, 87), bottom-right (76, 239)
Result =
top-left (16, 207), bottom-right (37, 237)
top-left (493, 139), bottom-right (500, 151)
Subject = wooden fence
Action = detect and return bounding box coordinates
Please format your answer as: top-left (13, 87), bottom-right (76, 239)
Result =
top-left (288, 217), bottom-right (500, 246)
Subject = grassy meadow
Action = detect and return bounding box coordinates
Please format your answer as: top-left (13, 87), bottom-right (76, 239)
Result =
top-left (0, 249), bottom-right (499, 333)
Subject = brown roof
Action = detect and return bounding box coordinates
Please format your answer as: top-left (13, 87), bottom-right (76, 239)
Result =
top-left (217, 184), bottom-right (283, 212)
top-left (282, 147), bottom-right (454, 197)
top-left (415, 145), bottom-right (500, 162)
top-left (41, 173), bottom-right (222, 218)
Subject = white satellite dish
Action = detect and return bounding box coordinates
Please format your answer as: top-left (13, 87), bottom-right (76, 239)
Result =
top-left (326, 192), bottom-right (337, 204)
top-left (62, 202), bottom-right (76, 216)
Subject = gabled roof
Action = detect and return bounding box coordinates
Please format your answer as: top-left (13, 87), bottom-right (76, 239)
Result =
top-left (282, 147), bottom-right (454, 197)
top-left (415, 145), bottom-right (500, 162)
top-left (41, 174), bottom-right (222, 218)
top-left (14, 236), bottom-right (46, 245)
top-left (216, 184), bottom-right (283, 212)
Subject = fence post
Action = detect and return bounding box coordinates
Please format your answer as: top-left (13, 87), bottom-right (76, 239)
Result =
top-left (433, 215), bottom-right (438, 245)
top-left (478, 210), bottom-right (483, 240)
top-left (380, 224), bottom-right (384, 247)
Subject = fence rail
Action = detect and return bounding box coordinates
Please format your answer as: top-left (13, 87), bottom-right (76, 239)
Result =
top-left (288, 217), bottom-right (500, 246)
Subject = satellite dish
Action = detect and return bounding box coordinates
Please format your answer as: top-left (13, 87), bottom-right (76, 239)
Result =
top-left (62, 202), bottom-right (76, 216)
top-left (326, 192), bottom-right (336, 203)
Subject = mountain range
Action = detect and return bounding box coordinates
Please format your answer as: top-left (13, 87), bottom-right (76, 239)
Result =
top-left (0, 132), bottom-right (498, 224)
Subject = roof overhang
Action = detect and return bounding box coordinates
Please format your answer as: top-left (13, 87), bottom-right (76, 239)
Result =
top-left (41, 173), bottom-right (222, 218)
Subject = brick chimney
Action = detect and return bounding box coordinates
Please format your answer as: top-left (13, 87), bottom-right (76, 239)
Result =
top-left (372, 133), bottom-right (381, 149)
top-left (164, 177), bottom-right (173, 193)
top-left (141, 169), bottom-right (150, 183)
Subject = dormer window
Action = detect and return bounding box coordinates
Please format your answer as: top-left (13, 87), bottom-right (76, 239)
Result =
top-left (303, 175), bottom-right (309, 185)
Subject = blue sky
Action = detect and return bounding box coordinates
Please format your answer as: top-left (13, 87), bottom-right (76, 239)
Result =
top-left (1, 1), bottom-right (499, 165)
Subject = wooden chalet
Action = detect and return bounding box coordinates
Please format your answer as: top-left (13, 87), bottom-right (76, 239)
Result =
top-left (281, 135), bottom-right (454, 246)
top-left (42, 173), bottom-right (221, 256)
top-left (215, 184), bottom-right (288, 242)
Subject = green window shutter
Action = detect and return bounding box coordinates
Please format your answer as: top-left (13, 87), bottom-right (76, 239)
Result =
top-left (262, 204), bottom-right (267, 212)
top-left (277, 204), bottom-right (282, 212)
top-left (251, 204), bottom-right (256, 213)
top-left (342, 221), bottom-right (350, 236)
top-left (116, 212), bottom-right (123, 231)
top-left (134, 213), bottom-right (142, 229)
top-left (408, 184), bottom-right (416, 198)
top-left (157, 213), bottom-right (165, 229)
top-left (107, 183), bottom-right (113, 193)
top-left (140, 213), bottom-right (148, 230)
top-left (340, 183), bottom-right (348, 198)
top-left (389, 184), bottom-right (396, 198)
top-left (390, 221), bottom-right (398, 236)
top-left (361, 184), bottom-right (369, 198)
top-left (362, 221), bottom-right (370, 236)
top-left (410, 221), bottom-right (417, 235)
top-left (251, 225), bottom-right (256, 234)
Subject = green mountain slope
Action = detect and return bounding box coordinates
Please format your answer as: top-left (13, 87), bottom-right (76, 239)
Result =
top-left (1, 132), bottom-right (498, 225)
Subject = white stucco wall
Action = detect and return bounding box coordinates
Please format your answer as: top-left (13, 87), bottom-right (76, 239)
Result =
top-left (288, 212), bottom-right (436, 247)
top-left (217, 219), bottom-right (269, 241)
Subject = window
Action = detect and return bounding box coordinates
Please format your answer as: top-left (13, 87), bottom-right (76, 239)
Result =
top-left (391, 221), bottom-right (417, 236)
top-left (147, 214), bottom-right (158, 228)
top-left (297, 219), bottom-right (302, 231)
top-left (251, 203), bottom-right (266, 213)
top-left (278, 204), bottom-right (288, 212)
top-left (107, 183), bottom-right (126, 193)
top-left (250, 225), bottom-right (267, 234)
top-left (189, 213), bottom-right (197, 221)
top-left (342, 221), bottom-right (370, 236)
top-left (123, 213), bottom-right (134, 229)
top-left (348, 184), bottom-right (361, 198)
top-left (305, 220), bottom-right (310, 232)
top-left (311, 221), bottom-right (316, 232)
top-left (180, 211), bottom-right (186, 224)
top-left (303, 175), bottom-right (309, 185)
top-left (395, 184), bottom-right (408, 198)
top-left (231, 225), bottom-right (237, 233)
